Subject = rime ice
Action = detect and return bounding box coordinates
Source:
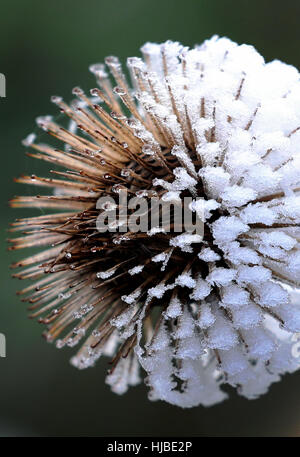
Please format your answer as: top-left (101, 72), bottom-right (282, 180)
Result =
top-left (12, 36), bottom-right (300, 408)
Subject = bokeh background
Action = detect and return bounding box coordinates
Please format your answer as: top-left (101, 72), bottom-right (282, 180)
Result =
top-left (1, 0), bottom-right (300, 437)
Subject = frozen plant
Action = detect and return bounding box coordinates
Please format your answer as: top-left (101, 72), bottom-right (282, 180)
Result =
top-left (10, 36), bottom-right (300, 407)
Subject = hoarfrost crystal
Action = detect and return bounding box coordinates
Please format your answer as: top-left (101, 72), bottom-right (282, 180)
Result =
top-left (10, 36), bottom-right (300, 408)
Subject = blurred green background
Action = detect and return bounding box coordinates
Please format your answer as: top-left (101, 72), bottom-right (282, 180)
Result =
top-left (1, 0), bottom-right (300, 437)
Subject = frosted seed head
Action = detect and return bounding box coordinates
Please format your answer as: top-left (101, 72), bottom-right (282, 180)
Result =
top-left (14, 36), bottom-right (300, 409)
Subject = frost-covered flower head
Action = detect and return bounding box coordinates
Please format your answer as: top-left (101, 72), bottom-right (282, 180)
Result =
top-left (10, 36), bottom-right (300, 408)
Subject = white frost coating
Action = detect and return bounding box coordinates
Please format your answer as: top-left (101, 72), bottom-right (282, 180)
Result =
top-left (190, 199), bottom-right (220, 222)
top-left (207, 312), bottom-right (238, 350)
top-left (128, 265), bottom-right (144, 275)
top-left (259, 231), bottom-right (297, 251)
top-left (222, 241), bottom-right (261, 265)
top-left (219, 347), bottom-right (249, 376)
top-left (125, 37), bottom-right (300, 407)
top-left (151, 252), bottom-right (167, 263)
top-left (161, 191), bottom-right (181, 202)
top-left (153, 167), bottom-right (197, 193)
top-left (199, 167), bottom-right (231, 199)
top-left (242, 327), bottom-right (276, 361)
top-left (230, 303), bottom-right (262, 329)
top-left (175, 272), bottom-right (196, 289)
top-left (196, 303), bottom-right (215, 329)
top-left (63, 36), bottom-right (300, 408)
top-left (164, 296), bottom-right (183, 319)
top-left (212, 216), bottom-right (249, 243)
top-left (252, 281), bottom-right (289, 308)
top-left (221, 285), bottom-right (250, 308)
top-left (237, 265), bottom-right (271, 284)
top-left (96, 268), bottom-right (116, 279)
top-left (110, 305), bottom-right (136, 329)
top-left (147, 284), bottom-right (171, 299)
top-left (171, 145), bottom-right (198, 178)
top-left (190, 276), bottom-right (211, 300)
top-left (22, 133), bottom-right (36, 147)
top-left (169, 233), bottom-right (203, 252)
top-left (206, 268), bottom-right (237, 286)
top-left (198, 247), bottom-right (221, 262)
top-left (151, 249), bottom-right (173, 271)
top-left (121, 289), bottom-right (141, 305)
top-left (220, 185), bottom-right (257, 207)
top-left (147, 227), bottom-right (166, 236)
top-left (240, 203), bottom-right (277, 225)
top-left (106, 355), bottom-right (141, 395)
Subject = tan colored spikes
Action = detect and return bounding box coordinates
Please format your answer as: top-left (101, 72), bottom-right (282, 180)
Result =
top-left (10, 48), bottom-right (201, 380)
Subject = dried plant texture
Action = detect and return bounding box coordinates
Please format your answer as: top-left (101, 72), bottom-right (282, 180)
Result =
top-left (10, 36), bottom-right (300, 408)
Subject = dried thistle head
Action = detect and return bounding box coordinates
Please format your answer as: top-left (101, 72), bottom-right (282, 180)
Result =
top-left (10, 36), bottom-right (300, 408)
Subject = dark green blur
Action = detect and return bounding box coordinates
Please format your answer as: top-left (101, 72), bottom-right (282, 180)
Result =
top-left (0, 0), bottom-right (300, 437)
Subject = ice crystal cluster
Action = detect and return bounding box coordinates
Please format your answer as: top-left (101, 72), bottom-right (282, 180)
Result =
top-left (10, 36), bottom-right (300, 408)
